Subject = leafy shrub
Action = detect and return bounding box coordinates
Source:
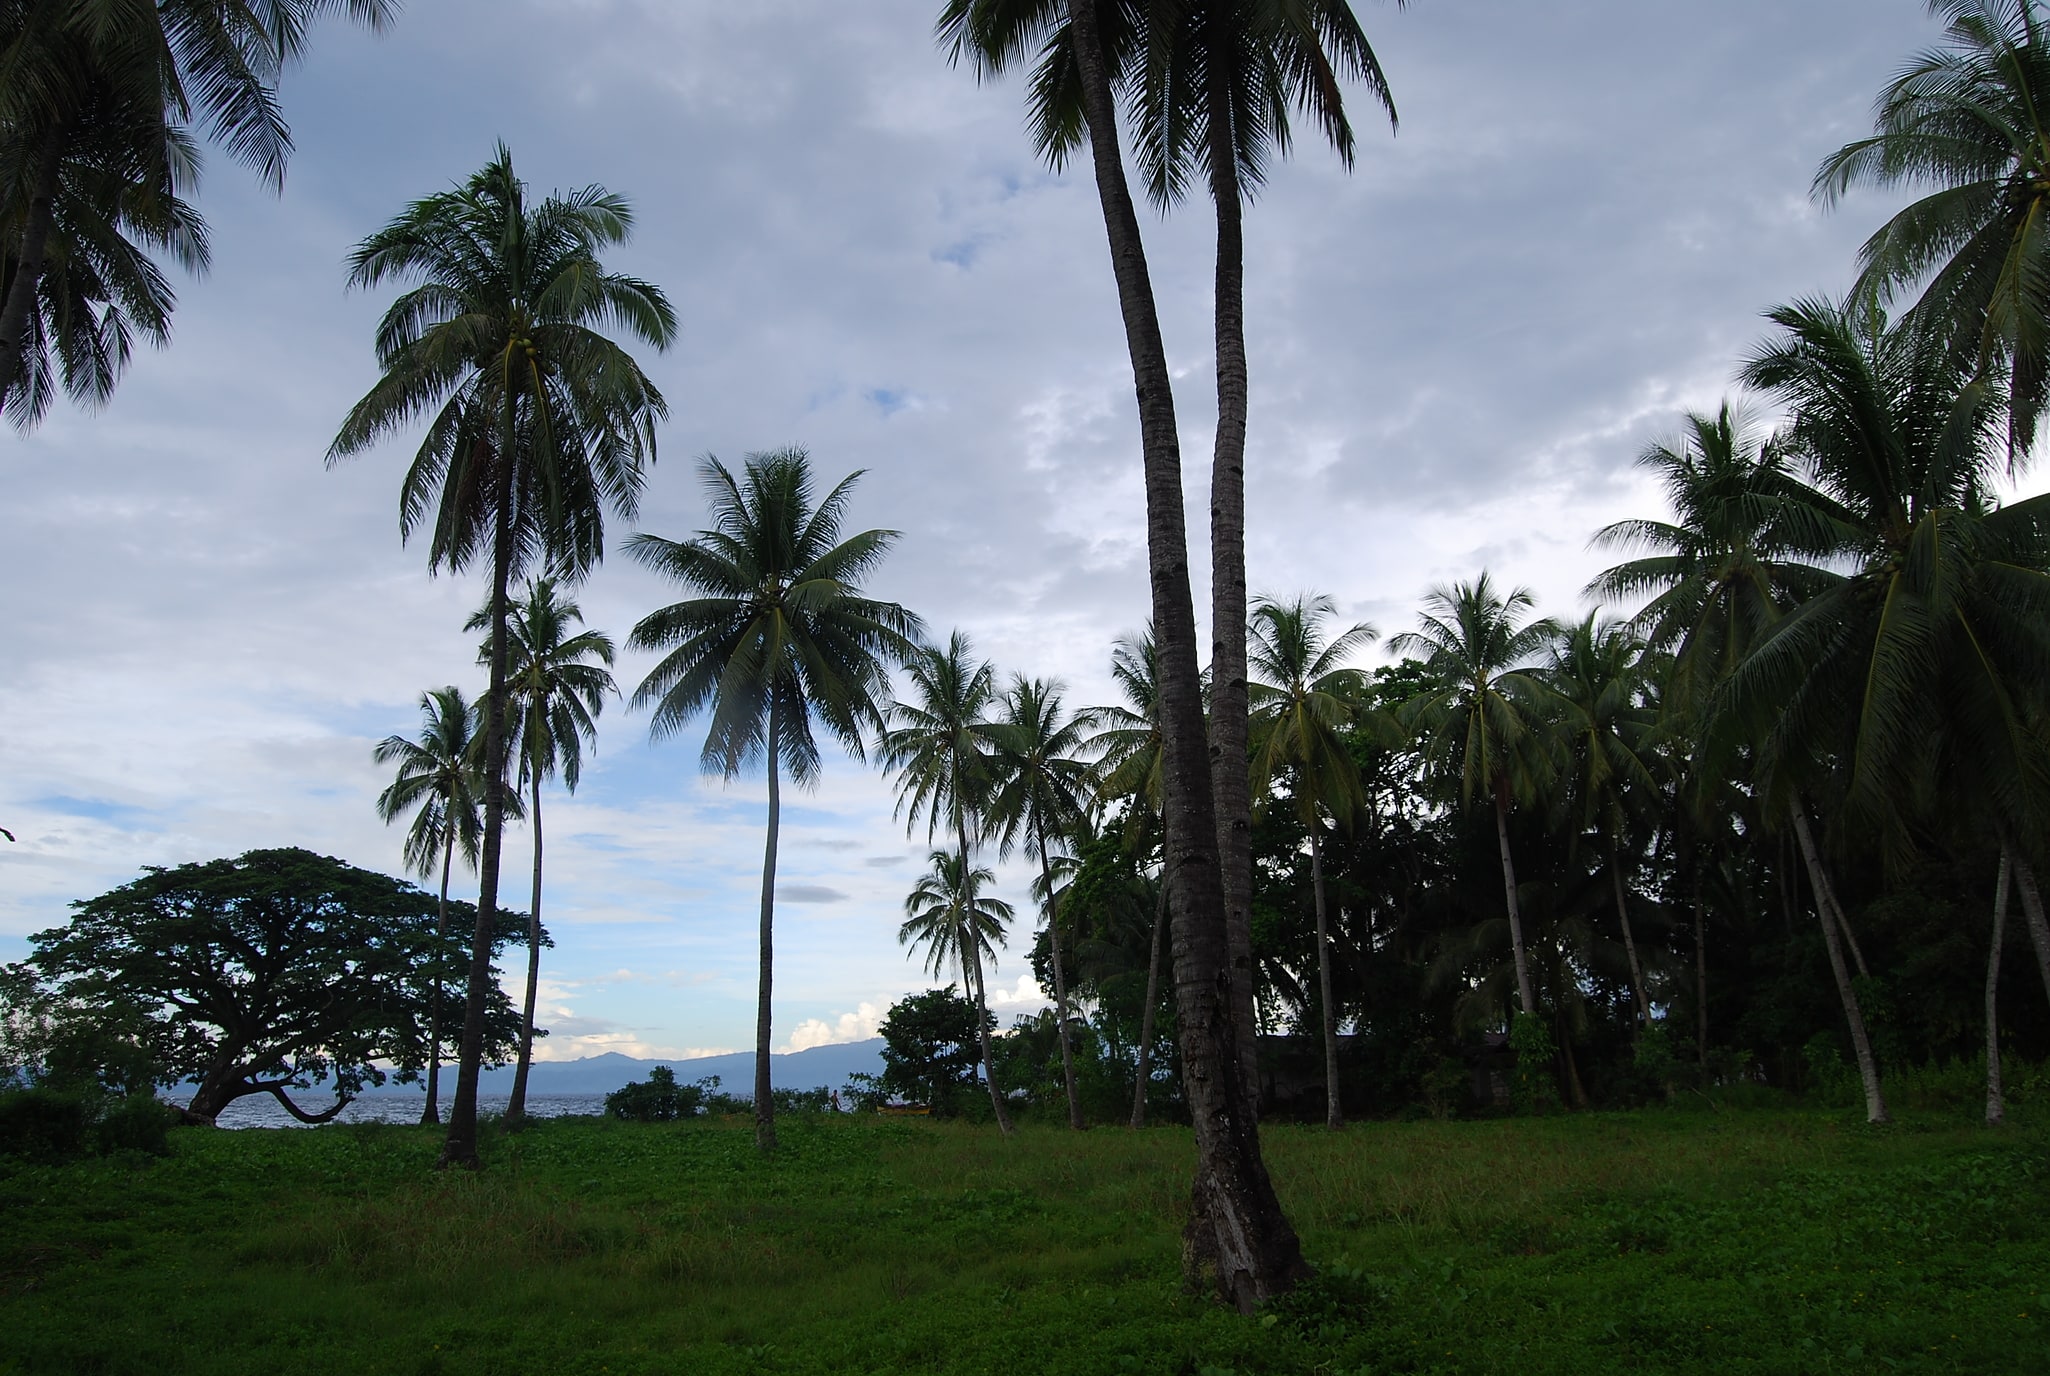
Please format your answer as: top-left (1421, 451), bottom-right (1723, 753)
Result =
top-left (1508, 1012), bottom-right (1555, 1114)
top-left (94, 1093), bottom-right (174, 1155)
top-left (603, 1067), bottom-right (719, 1122)
top-left (0, 1086), bottom-right (93, 1160)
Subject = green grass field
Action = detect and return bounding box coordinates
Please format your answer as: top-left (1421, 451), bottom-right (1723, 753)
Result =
top-left (2, 1100), bottom-right (2046, 1375)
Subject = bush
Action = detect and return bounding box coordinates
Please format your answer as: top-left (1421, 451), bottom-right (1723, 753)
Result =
top-left (604, 1067), bottom-right (719, 1122)
top-left (0, 1087), bottom-right (176, 1162)
top-left (1509, 1012), bottom-right (1556, 1114)
top-left (95, 1093), bottom-right (173, 1156)
top-left (0, 1086), bottom-right (93, 1161)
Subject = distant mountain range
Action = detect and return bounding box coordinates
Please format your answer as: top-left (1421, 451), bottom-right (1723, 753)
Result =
top-left (363, 1039), bottom-right (884, 1099)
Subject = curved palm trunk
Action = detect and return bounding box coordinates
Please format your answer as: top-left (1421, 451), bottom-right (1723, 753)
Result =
top-left (1036, 825), bottom-right (1084, 1130)
top-left (1494, 797), bottom-right (1537, 1016)
top-left (1204, 71), bottom-right (1262, 1112)
top-left (1609, 855), bottom-right (1651, 1029)
top-left (1988, 852), bottom-right (2011, 1127)
top-left (1790, 802), bottom-right (1888, 1124)
top-left (1309, 823), bottom-right (1342, 1130)
top-left (755, 705), bottom-right (782, 1152)
top-left (421, 828), bottom-right (454, 1127)
top-left (507, 771), bottom-right (545, 1122)
top-left (1063, 0), bottom-right (1303, 1309)
top-left (2008, 854), bottom-right (2050, 1011)
top-left (1559, 1011), bottom-right (1590, 1109)
top-left (959, 819), bottom-right (1013, 1135)
top-left (0, 123), bottom-right (63, 417)
top-left (1131, 874), bottom-right (1169, 1129)
top-left (442, 454), bottom-right (516, 1169)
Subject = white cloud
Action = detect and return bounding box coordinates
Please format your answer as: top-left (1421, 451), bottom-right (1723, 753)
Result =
top-left (780, 1000), bottom-right (886, 1053)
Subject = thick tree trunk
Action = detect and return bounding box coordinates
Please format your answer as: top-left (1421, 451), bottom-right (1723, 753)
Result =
top-left (1205, 74), bottom-right (1262, 1111)
top-left (507, 771), bottom-right (545, 1122)
top-left (1037, 826), bottom-right (1084, 1130)
top-left (755, 706), bottom-right (782, 1152)
top-left (1790, 803), bottom-right (1889, 1124)
top-left (1131, 874), bottom-right (1169, 1129)
top-left (961, 820), bottom-right (1014, 1134)
top-left (0, 122), bottom-right (63, 418)
top-left (1988, 852), bottom-right (2011, 1127)
top-left (421, 829), bottom-right (454, 1127)
top-left (1062, 0), bottom-right (1304, 1309)
top-left (442, 453), bottom-right (516, 1169)
top-left (1610, 856), bottom-right (1650, 1029)
top-left (1494, 798), bottom-right (1537, 1016)
top-left (1309, 824), bottom-right (1343, 1129)
top-left (2008, 854), bottom-right (2050, 1011)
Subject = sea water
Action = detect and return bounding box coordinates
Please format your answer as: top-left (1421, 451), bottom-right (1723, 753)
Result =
top-left (212, 1093), bottom-right (607, 1129)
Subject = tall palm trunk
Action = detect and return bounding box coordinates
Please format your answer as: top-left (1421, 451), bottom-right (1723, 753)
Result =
top-left (1063, 0), bottom-right (1303, 1309)
top-left (755, 704), bottom-right (782, 1152)
top-left (1609, 854), bottom-right (1650, 1029)
top-left (1204, 65), bottom-right (1262, 1111)
top-left (1790, 802), bottom-right (1888, 1124)
top-left (1988, 852), bottom-right (2011, 1127)
top-left (960, 818), bottom-right (1014, 1134)
top-left (442, 451), bottom-right (516, 1169)
top-left (421, 827), bottom-right (454, 1127)
top-left (1692, 871), bottom-right (1708, 1069)
top-left (1309, 822), bottom-right (1342, 1130)
top-left (0, 124), bottom-right (64, 416)
top-left (507, 767), bottom-right (545, 1122)
top-left (1494, 796), bottom-right (1537, 1016)
top-left (2007, 853), bottom-right (2050, 1009)
top-left (1036, 825), bottom-right (1083, 1129)
top-left (1131, 874), bottom-right (1168, 1129)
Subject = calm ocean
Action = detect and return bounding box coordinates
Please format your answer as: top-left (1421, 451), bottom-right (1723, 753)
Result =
top-left (212, 1094), bottom-right (607, 1129)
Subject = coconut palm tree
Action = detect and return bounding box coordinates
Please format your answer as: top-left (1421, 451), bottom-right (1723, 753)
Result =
top-left (0, 0), bottom-right (393, 415)
top-left (881, 631), bottom-right (1015, 1134)
top-left (938, 1), bottom-right (1304, 1304)
top-left (1724, 296), bottom-right (2050, 1122)
top-left (373, 685), bottom-right (488, 1126)
top-left (988, 675), bottom-right (1102, 1129)
top-left (1247, 593), bottom-right (1375, 1129)
top-left (629, 450), bottom-right (919, 1153)
top-left (1546, 613), bottom-right (1665, 1031)
top-left (1813, 0), bottom-right (2050, 452)
top-left (0, 95), bottom-right (207, 430)
top-left (468, 575), bottom-right (614, 1123)
top-left (330, 146), bottom-right (674, 1169)
top-left (1391, 575), bottom-right (1560, 1020)
top-left (900, 849), bottom-right (1014, 1000)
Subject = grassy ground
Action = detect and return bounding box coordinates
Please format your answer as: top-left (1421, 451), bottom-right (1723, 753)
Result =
top-left (1, 1099), bottom-right (2046, 1376)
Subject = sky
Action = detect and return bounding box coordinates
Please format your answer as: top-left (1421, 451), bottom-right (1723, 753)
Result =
top-left (3, 0), bottom-right (2033, 1063)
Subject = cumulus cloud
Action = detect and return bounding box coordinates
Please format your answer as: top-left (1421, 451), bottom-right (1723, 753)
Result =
top-left (780, 1001), bottom-right (887, 1053)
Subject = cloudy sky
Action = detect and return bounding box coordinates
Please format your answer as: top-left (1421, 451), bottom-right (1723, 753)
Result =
top-left (4, 0), bottom-right (2031, 1063)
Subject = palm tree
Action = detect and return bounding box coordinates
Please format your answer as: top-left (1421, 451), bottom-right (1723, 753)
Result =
top-left (988, 674), bottom-right (1102, 1129)
top-left (373, 685), bottom-right (487, 1126)
top-left (468, 575), bottom-right (614, 1123)
top-left (1391, 574), bottom-right (1560, 1020)
top-left (1813, 0), bottom-right (2050, 452)
top-left (629, 450), bottom-right (920, 1153)
top-left (0, 95), bottom-right (207, 430)
top-left (1546, 613), bottom-right (1664, 1030)
top-left (0, 0), bottom-right (393, 415)
top-left (330, 146), bottom-right (674, 1169)
top-left (1088, 628), bottom-right (1174, 1128)
top-left (939, 1), bottom-right (1304, 1304)
top-left (881, 631), bottom-right (1015, 1133)
top-left (1724, 296), bottom-right (2050, 1122)
top-left (1247, 593), bottom-right (1375, 1129)
top-left (900, 849), bottom-right (1014, 1001)
top-left (1589, 402), bottom-right (1848, 1053)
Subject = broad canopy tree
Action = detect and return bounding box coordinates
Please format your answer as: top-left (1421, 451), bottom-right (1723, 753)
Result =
top-left (26, 848), bottom-right (521, 1122)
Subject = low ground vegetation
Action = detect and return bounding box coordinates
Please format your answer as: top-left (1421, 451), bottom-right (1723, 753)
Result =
top-left (1, 1100), bottom-right (2045, 1375)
